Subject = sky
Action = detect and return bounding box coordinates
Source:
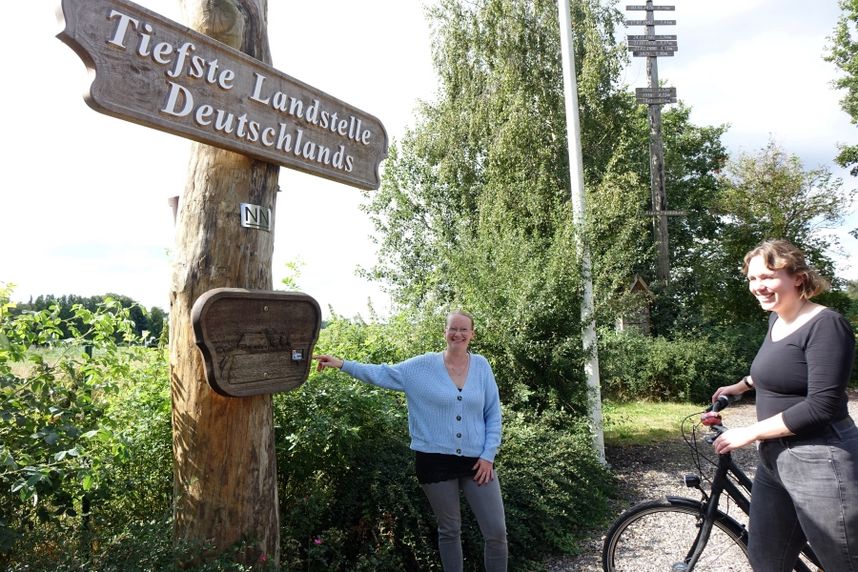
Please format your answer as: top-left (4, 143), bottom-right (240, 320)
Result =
top-left (2, 0), bottom-right (857, 319)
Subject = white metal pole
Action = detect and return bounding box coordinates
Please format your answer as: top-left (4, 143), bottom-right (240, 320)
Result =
top-left (557, 0), bottom-right (605, 464)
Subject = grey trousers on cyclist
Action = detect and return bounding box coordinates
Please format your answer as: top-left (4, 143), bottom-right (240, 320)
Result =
top-left (749, 417), bottom-right (858, 572)
top-left (421, 472), bottom-right (508, 572)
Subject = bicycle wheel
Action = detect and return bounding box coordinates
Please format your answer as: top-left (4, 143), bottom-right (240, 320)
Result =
top-left (603, 498), bottom-right (751, 572)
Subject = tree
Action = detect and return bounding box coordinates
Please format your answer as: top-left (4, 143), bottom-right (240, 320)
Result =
top-left (11, 294), bottom-right (165, 344)
top-left (362, 0), bottom-right (731, 408)
top-left (826, 0), bottom-right (858, 179)
top-left (708, 140), bottom-right (855, 326)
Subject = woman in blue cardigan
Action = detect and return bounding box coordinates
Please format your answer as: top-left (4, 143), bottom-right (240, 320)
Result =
top-left (314, 310), bottom-right (508, 572)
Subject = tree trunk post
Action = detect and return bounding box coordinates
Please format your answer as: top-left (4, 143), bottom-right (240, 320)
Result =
top-left (169, 0), bottom-right (281, 564)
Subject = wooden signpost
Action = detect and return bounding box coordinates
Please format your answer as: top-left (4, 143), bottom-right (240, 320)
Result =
top-left (57, 0), bottom-right (389, 565)
top-left (626, 0), bottom-right (678, 283)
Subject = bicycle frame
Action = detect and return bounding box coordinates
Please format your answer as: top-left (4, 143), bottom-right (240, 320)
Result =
top-left (603, 401), bottom-right (828, 572)
top-left (683, 425), bottom-right (823, 571)
top-left (682, 448), bottom-right (752, 568)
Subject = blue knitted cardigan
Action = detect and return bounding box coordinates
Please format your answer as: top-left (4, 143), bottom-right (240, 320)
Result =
top-left (342, 352), bottom-right (502, 462)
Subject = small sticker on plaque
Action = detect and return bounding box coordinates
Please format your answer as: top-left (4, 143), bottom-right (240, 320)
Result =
top-left (240, 203), bottom-right (272, 231)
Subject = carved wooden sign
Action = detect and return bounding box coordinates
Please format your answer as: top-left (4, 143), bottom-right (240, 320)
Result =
top-left (57, 0), bottom-right (388, 190)
top-left (191, 289), bottom-right (321, 397)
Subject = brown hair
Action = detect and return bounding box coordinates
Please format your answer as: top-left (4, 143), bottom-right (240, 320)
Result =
top-left (742, 239), bottom-right (829, 299)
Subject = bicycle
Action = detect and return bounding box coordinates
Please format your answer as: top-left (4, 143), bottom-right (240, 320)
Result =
top-left (601, 396), bottom-right (824, 571)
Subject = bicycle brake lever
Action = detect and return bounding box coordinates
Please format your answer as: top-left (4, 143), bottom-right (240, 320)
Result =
top-left (704, 424), bottom-right (726, 444)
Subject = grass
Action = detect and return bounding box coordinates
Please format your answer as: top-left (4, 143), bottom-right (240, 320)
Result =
top-left (602, 399), bottom-right (709, 446)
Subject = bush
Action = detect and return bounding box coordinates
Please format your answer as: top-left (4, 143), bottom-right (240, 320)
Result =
top-left (0, 286), bottom-right (173, 570)
top-left (598, 328), bottom-right (755, 403)
top-left (499, 409), bottom-right (615, 567)
top-left (275, 374), bottom-right (438, 571)
top-left (2, 299), bottom-right (617, 571)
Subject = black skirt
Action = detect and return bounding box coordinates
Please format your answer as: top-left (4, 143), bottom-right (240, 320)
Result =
top-left (415, 451), bottom-right (479, 484)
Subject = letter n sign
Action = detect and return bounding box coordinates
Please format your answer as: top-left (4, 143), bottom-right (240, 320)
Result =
top-left (240, 203), bottom-right (272, 232)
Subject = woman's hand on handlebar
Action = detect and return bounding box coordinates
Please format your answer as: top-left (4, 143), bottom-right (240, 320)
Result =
top-left (711, 379), bottom-right (749, 405)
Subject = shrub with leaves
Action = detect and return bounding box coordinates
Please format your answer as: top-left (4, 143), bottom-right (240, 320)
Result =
top-left (598, 327), bottom-right (754, 403)
top-left (0, 284), bottom-right (172, 568)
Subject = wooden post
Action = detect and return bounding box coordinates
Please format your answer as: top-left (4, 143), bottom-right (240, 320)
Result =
top-left (169, 0), bottom-right (280, 564)
top-left (626, 0), bottom-right (677, 284)
top-left (646, 54), bottom-right (671, 283)
top-left (58, 1), bottom-right (386, 562)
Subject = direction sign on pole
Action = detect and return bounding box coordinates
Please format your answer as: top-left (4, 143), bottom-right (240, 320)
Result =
top-left (628, 34), bottom-right (677, 40)
top-left (626, 5), bottom-right (676, 10)
top-left (636, 87), bottom-right (677, 105)
top-left (627, 39), bottom-right (677, 46)
top-left (632, 51), bottom-right (676, 58)
top-left (625, 19), bottom-right (677, 26)
top-left (630, 45), bottom-right (678, 53)
top-left (636, 87), bottom-right (676, 97)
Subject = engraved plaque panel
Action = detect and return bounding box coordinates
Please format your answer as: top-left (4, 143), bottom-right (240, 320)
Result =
top-left (191, 288), bottom-right (321, 397)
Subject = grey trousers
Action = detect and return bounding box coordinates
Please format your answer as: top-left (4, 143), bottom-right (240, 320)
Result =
top-left (421, 471), bottom-right (508, 572)
top-left (748, 417), bottom-right (858, 572)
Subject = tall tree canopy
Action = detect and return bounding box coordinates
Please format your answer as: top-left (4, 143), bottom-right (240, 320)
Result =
top-left (361, 0), bottom-right (854, 411)
top-left (827, 0), bottom-right (858, 180)
top-left (709, 140), bottom-right (855, 325)
top-left (361, 0), bottom-right (728, 408)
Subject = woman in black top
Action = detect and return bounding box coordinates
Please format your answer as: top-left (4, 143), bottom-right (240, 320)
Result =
top-left (712, 239), bottom-right (858, 571)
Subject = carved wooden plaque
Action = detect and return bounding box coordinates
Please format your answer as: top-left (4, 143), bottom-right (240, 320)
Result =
top-left (192, 289), bottom-right (321, 397)
top-left (57, 0), bottom-right (388, 190)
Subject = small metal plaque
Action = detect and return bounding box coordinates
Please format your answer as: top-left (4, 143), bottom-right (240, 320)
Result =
top-left (240, 203), bottom-right (272, 232)
top-left (192, 288), bottom-right (321, 397)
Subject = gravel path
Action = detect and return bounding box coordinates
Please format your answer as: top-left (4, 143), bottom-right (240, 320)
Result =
top-left (546, 393), bottom-right (858, 571)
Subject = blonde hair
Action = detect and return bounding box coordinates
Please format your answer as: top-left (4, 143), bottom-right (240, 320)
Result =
top-left (742, 239), bottom-right (829, 299)
top-left (446, 310), bottom-right (475, 329)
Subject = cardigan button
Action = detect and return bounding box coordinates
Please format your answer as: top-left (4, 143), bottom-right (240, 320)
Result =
top-left (456, 449), bottom-right (462, 454)
top-left (456, 415), bottom-right (461, 421)
top-left (456, 433), bottom-right (462, 438)
top-left (457, 395), bottom-right (462, 401)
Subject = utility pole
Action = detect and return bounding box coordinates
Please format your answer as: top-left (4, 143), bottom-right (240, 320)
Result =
top-left (557, 0), bottom-right (605, 464)
top-left (626, 1), bottom-right (678, 283)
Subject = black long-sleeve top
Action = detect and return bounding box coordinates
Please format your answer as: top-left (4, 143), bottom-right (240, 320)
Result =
top-left (751, 308), bottom-right (855, 436)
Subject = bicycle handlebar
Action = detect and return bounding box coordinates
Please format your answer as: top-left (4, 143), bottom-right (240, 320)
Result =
top-left (708, 394), bottom-right (741, 413)
top-left (701, 394), bottom-right (742, 444)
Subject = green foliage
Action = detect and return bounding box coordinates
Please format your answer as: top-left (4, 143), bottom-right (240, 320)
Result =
top-left (363, 0), bottom-right (655, 410)
top-left (826, 0), bottom-right (858, 177)
top-left (0, 284), bottom-right (172, 570)
top-left (499, 409), bottom-right (615, 566)
top-left (598, 327), bottom-right (758, 403)
top-left (275, 372), bottom-right (436, 571)
top-left (11, 293), bottom-right (166, 346)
